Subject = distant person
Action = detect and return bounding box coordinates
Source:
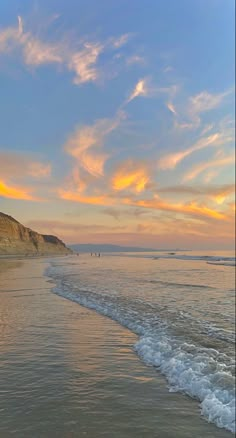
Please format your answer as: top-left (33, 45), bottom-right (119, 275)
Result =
top-left (98, 253), bottom-right (100, 257)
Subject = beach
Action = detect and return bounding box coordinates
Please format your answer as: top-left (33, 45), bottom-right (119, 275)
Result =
top-left (0, 256), bottom-right (234, 437)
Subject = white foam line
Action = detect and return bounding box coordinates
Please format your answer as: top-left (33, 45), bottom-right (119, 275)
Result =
top-left (45, 265), bottom-right (236, 434)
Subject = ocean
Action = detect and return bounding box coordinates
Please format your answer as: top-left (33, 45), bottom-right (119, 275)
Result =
top-left (47, 250), bottom-right (235, 434)
top-left (0, 252), bottom-right (235, 437)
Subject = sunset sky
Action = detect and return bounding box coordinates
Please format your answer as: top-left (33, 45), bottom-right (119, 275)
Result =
top-left (0, 0), bottom-right (235, 249)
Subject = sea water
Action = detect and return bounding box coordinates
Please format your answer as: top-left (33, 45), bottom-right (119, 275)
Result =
top-left (47, 250), bottom-right (235, 434)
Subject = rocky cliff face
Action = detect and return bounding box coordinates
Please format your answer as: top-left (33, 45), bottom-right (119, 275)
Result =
top-left (0, 212), bottom-right (72, 255)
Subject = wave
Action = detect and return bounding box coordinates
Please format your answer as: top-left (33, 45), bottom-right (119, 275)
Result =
top-left (148, 279), bottom-right (212, 289)
top-left (152, 254), bottom-right (236, 263)
top-left (207, 261), bottom-right (236, 267)
top-left (46, 263), bottom-right (235, 434)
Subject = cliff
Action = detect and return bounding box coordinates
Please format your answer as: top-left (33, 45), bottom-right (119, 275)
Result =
top-left (0, 212), bottom-right (72, 256)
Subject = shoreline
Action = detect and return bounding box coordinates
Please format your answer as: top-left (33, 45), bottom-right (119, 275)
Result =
top-left (0, 257), bottom-right (232, 437)
top-left (0, 253), bottom-right (73, 259)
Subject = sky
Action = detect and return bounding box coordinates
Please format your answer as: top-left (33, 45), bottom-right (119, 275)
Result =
top-left (0, 0), bottom-right (235, 249)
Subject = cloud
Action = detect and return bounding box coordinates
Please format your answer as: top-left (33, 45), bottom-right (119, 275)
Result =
top-left (25, 219), bottom-right (127, 243)
top-left (0, 151), bottom-right (51, 180)
top-left (22, 37), bottom-right (62, 66)
top-left (183, 153), bottom-right (235, 182)
top-left (0, 16), bottom-right (135, 85)
top-left (28, 162), bottom-right (51, 178)
top-left (0, 179), bottom-right (34, 200)
top-left (59, 182), bottom-right (227, 222)
top-left (59, 190), bottom-right (114, 206)
top-left (111, 34), bottom-right (131, 48)
top-left (0, 17), bottom-right (22, 53)
top-left (174, 89), bottom-right (234, 130)
top-left (126, 55), bottom-right (145, 66)
top-left (189, 90), bottom-right (231, 114)
top-left (127, 79), bottom-right (178, 104)
top-left (158, 123), bottom-right (234, 170)
top-left (112, 160), bottom-right (149, 193)
top-left (102, 206), bottom-right (150, 220)
top-left (166, 102), bottom-right (177, 115)
top-left (132, 198), bottom-right (226, 220)
top-left (64, 111), bottom-right (125, 177)
top-left (127, 78), bottom-right (148, 102)
top-left (68, 42), bottom-right (103, 84)
top-left (158, 183), bottom-right (235, 204)
top-left (0, 151), bottom-right (51, 201)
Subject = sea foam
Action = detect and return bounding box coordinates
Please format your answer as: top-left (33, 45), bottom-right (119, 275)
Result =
top-left (46, 262), bottom-right (235, 433)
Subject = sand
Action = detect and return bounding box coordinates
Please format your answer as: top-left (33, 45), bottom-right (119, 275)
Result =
top-left (0, 258), bottom-right (231, 437)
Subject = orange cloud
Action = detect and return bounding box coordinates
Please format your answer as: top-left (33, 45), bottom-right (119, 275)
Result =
top-left (158, 183), bottom-right (235, 205)
top-left (125, 197), bottom-right (227, 220)
top-left (65, 112), bottom-right (124, 177)
top-left (0, 179), bottom-right (34, 200)
top-left (59, 183), bottom-right (227, 221)
top-left (59, 189), bottom-right (115, 206)
top-left (112, 161), bottom-right (149, 192)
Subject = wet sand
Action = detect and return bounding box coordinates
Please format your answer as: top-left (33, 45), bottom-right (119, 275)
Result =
top-left (0, 258), bottom-right (232, 437)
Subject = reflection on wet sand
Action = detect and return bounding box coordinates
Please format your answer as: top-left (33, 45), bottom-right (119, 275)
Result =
top-left (0, 258), bottom-right (231, 437)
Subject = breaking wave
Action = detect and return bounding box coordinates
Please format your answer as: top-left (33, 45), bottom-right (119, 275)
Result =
top-left (46, 261), bottom-right (235, 433)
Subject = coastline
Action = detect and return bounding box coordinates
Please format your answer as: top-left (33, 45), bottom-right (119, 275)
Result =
top-left (0, 257), bottom-right (232, 437)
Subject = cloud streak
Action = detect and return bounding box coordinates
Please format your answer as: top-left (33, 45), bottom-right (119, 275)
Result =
top-left (0, 16), bottom-right (133, 85)
top-left (0, 179), bottom-right (34, 200)
top-left (64, 111), bottom-right (125, 179)
top-left (168, 89), bottom-right (234, 131)
top-left (158, 122), bottom-right (234, 170)
top-left (183, 153), bottom-right (235, 182)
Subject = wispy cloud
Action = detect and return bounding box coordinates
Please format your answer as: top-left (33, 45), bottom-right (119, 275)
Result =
top-left (183, 153), bottom-right (235, 182)
top-left (102, 206), bottom-right (150, 220)
top-left (189, 90), bottom-right (231, 114)
top-left (111, 33), bottom-right (131, 48)
top-left (0, 151), bottom-right (51, 180)
top-left (65, 111), bottom-right (125, 178)
top-left (158, 122), bottom-right (234, 170)
top-left (133, 198), bottom-right (227, 220)
top-left (158, 183), bottom-right (235, 204)
top-left (127, 78), bottom-right (149, 102)
top-left (126, 55), bottom-right (145, 66)
top-left (127, 78), bottom-right (178, 103)
top-left (68, 42), bottom-right (104, 84)
top-left (173, 89), bottom-right (234, 130)
top-left (0, 16), bottom-right (132, 85)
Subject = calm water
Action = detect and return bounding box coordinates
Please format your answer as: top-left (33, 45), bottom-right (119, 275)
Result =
top-left (0, 253), bottom-right (235, 437)
top-left (48, 250), bottom-right (235, 433)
